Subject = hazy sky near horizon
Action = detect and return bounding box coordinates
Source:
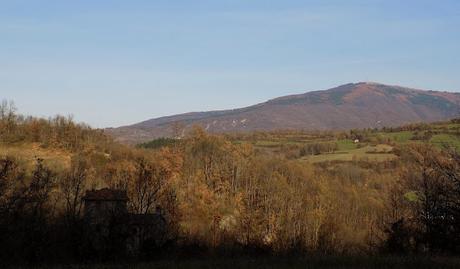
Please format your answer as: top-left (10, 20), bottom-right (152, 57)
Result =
top-left (1, 0), bottom-right (460, 127)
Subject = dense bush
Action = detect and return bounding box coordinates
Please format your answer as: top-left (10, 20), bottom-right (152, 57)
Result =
top-left (138, 138), bottom-right (178, 150)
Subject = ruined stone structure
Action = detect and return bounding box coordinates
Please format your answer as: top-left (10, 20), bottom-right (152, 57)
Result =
top-left (82, 188), bottom-right (166, 256)
top-left (83, 189), bottom-right (128, 226)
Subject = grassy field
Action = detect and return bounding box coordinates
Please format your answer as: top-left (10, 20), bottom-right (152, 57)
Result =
top-left (377, 131), bottom-right (414, 143)
top-left (430, 133), bottom-right (460, 149)
top-left (0, 142), bottom-right (71, 169)
top-left (232, 121), bottom-right (460, 164)
top-left (302, 144), bottom-right (396, 163)
top-left (12, 256), bottom-right (460, 269)
top-left (336, 139), bottom-right (357, 151)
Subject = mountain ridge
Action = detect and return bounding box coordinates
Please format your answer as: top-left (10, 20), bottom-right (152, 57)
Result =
top-left (106, 82), bottom-right (460, 144)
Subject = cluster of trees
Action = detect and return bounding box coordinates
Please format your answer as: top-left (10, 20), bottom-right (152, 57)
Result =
top-left (162, 128), bottom-right (390, 253)
top-left (299, 142), bottom-right (338, 156)
top-left (0, 101), bottom-right (113, 152)
top-left (269, 142), bottom-right (338, 160)
top-left (0, 154), bottom-right (178, 263)
top-left (410, 131), bottom-right (434, 141)
top-left (137, 138), bottom-right (177, 150)
top-left (382, 119), bottom-right (460, 136)
top-left (386, 144), bottom-right (460, 253)
top-left (225, 130), bottom-right (337, 142)
top-left (0, 157), bottom-right (55, 262)
top-left (2, 104), bottom-right (460, 264)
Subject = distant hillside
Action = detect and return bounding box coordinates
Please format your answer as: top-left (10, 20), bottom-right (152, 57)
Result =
top-left (106, 82), bottom-right (460, 144)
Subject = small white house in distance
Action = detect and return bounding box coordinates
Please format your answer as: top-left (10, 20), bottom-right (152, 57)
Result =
top-left (354, 139), bottom-right (360, 144)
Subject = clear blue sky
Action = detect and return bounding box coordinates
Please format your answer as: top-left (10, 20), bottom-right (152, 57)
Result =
top-left (1, 0), bottom-right (459, 127)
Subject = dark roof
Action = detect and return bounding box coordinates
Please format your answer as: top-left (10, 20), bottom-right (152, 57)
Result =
top-left (82, 188), bottom-right (128, 201)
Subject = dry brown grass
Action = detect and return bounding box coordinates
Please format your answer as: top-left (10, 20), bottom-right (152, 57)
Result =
top-left (0, 142), bottom-right (71, 170)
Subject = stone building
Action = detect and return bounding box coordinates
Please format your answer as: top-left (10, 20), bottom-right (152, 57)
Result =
top-left (83, 188), bottom-right (128, 226)
top-left (82, 188), bottom-right (166, 256)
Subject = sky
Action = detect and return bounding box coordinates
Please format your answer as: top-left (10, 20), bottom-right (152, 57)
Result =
top-left (1, 0), bottom-right (459, 128)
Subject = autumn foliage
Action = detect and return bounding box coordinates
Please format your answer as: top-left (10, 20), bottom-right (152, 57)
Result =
top-left (1, 102), bottom-right (460, 263)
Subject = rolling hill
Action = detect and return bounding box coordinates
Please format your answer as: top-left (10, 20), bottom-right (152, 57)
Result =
top-left (106, 82), bottom-right (460, 144)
